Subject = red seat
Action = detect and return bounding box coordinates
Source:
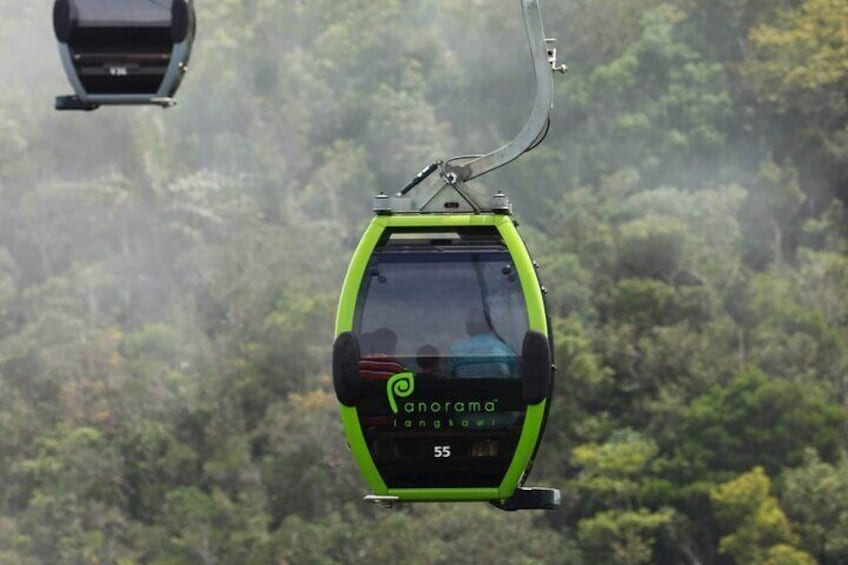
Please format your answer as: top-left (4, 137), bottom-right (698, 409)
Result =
top-left (358, 355), bottom-right (405, 381)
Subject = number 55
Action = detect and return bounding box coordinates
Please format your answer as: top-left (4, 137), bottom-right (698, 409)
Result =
top-left (434, 445), bottom-right (451, 458)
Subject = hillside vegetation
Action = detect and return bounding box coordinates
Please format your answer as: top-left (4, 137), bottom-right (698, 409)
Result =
top-left (1, 1), bottom-right (847, 563)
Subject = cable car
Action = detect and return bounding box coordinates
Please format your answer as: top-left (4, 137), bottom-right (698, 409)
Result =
top-left (333, 0), bottom-right (566, 510)
top-left (53, 0), bottom-right (196, 111)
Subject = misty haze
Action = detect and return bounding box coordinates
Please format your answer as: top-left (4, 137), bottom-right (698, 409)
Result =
top-left (1, 1), bottom-right (847, 564)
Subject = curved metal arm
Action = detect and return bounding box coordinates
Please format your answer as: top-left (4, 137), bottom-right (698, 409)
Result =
top-left (375, 0), bottom-right (563, 215)
top-left (450, 0), bottom-right (556, 183)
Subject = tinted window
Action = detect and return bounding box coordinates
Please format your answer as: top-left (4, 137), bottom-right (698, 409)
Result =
top-left (356, 249), bottom-right (528, 379)
top-left (74, 0), bottom-right (172, 26)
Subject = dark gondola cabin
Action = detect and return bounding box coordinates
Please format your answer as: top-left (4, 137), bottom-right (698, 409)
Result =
top-left (334, 215), bottom-right (557, 509)
top-left (53, 0), bottom-right (195, 110)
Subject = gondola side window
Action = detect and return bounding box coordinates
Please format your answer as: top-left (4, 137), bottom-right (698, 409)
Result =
top-left (356, 250), bottom-right (528, 379)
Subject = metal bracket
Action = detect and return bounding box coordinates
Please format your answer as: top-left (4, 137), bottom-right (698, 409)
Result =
top-left (490, 487), bottom-right (561, 511)
top-left (364, 495), bottom-right (401, 509)
top-left (439, 162), bottom-right (487, 212)
top-left (546, 39), bottom-right (568, 73)
top-left (374, 161), bottom-right (512, 214)
top-left (54, 95), bottom-right (99, 111)
top-left (55, 94), bottom-right (177, 111)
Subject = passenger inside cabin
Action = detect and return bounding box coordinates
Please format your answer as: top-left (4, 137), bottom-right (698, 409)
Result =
top-left (359, 327), bottom-right (404, 381)
top-left (446, 308), bottom-right (517, 379)
top-left (416, 344), bottom-right (441, 378)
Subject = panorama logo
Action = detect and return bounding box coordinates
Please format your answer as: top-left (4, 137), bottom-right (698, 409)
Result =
top-left (385, 372), bottom-right (505, 430)
top-left (386, 371), bottom-right (415, 413)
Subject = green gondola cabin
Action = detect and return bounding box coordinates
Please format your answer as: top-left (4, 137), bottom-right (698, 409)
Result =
top-left (332, 0), bottom-right (564, 510)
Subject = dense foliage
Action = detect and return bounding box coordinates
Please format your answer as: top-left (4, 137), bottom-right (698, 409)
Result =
top-left (1, 1), bottom-right (847, 563)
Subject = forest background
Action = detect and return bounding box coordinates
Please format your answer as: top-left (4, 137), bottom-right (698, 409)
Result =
top-left (1, 0), bottom-right (848, 563)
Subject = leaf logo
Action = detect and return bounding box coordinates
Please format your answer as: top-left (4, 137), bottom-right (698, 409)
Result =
top-left (386, 371), bottom-right (415, 414)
